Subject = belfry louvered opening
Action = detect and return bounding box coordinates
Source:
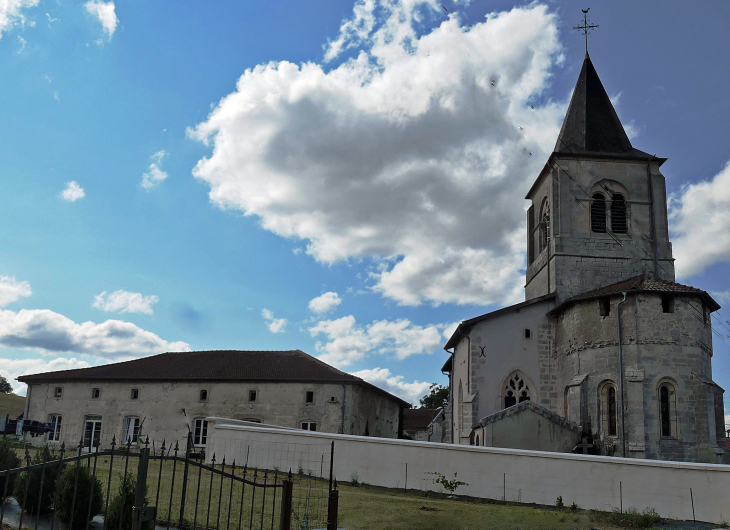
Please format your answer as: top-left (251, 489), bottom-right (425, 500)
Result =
top-left (611, 194), bottom-right (628, 233)
top-left (591, 193), bottom-right (606, 232)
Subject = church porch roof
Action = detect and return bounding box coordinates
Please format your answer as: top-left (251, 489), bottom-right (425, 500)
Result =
top-left (548, 275), bottom-right (721, 315)
top-left (474, 400), bottom-right (581, 433)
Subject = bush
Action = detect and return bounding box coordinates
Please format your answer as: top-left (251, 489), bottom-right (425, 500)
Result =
top-left (56, 462), bottom-right (103, 528)
top-left (105, 473), bottom-right (153, 530)
top-left (12, 447), bottom-right (63, 514)
top-left (0, 437), bottom-right (22, 500)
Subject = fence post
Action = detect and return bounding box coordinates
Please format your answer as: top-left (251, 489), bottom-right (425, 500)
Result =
top-left (327, 481), bottom-right (339, 530)
top-left (328, 440), bottom-right (334, 493)
top-left (279, 471), bottom-right (293, 530)
top-left (132, 447), bottom-right (151, 530)
top-left (178, 433), bottom-right (192, 526)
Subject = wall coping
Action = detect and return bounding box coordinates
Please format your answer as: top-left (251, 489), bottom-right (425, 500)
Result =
top-left (206, 417), bottom-right (730, 472)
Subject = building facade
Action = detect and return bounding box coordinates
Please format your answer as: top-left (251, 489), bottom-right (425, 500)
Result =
top-left (17, 350), bottom-right (408, 450)
top-left (442, 53), bottom-right (726, 463)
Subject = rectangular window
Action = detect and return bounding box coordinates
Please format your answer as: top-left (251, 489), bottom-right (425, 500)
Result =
top-left (193, 418), bottom-right (208, 446)
top-left (83, 416), bottom-right (102, 451)
top-left (92, 388), bottom-right (100, 399)
top-left (305, 391), bottom-right (314, 403)
top-left (661, 294), bottom-right (674, 314)
top-left (599, 297), bottom-right (611, 317)
top-left (248, 390), bottom-right (257, 402)
top-left (54, 387), bottom-right (63, 398)
top-left (524, 329), bottom-right (532, 339)
top-left (199, 389), bottom-right (208, 401)
top-left (301, 422), bottom-right (317, 431)
top-left (124, 417), bottom-right (140, 444)
top-left (131, 389), bottom-right (139, 400)
top-left (47, 414), bottom-right (62, 442)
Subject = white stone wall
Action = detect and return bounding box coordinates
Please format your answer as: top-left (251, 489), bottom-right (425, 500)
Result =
top-left (23, 380), bottom-right (402, 448)
top-left (448, 299), bottom-right (553, 444)
top-left (207, 419), bottom-right (730, 523)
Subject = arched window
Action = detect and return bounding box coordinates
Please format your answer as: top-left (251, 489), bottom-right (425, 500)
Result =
top-left (611, 194), bottom-right (628, 233)
top-left (539, 199), bottom-right (550, 253)
top-left (658, 381), bottom-right (678, 438)
top-left (475, 434), bottom-right (480, 446)
top-left (504, 373), bottom-right (530, 409)
top-left (591, 193), bottom-right (606, 233)
top-left (599, 381), bottom-right (618, 437)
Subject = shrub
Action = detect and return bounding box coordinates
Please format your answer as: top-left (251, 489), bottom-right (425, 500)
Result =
top-left (12, 447), bottom-right (63, 514)
top-left (428, 472), bottom-right (467, 495)
top-left (105, 473), bottom-right (153, 530)
top-left (555, 495), bottom-right (564, 509)
top-left (0, 437), bottom-right (22, 500)
top-left (56, 462), bottom-right (103, 528)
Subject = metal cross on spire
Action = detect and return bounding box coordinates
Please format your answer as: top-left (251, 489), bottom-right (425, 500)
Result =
top-left (573, 8), bottom-right (598, 53)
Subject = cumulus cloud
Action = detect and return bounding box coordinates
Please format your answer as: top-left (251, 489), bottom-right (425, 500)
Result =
top-left (0, 0), bottom-right (38, 39)
top-left (141, 150), bottom-right (168, 190)
top-left (60, 181), bottom-right (85, 202)
top-left (0, 276), bottom-right (32, 307)
top-left (1, 357), bottom-right (90, 394)
top-left (189, 2), bottom-right (564, 307)
top-left (351, 367), bottom-right (431, 404)
top-left (0, 308), bottom-right (190, 359)
top-left (93, 290), bottom-right (159, 315)
top-left (671, 160), bottom-right (730, 278)
top-left (308, 292), bottom-right (342, 314)
top-left (308, 315), bottom-right (447, 367)
top-left (85, 0), bottom-right (117, 38)
top-left (262, 308), bottom-right (287, 333)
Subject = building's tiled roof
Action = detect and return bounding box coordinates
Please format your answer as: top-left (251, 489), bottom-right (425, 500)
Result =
top-left (551, 275), bottom-right (721, 314)
top-left (403, 408), bottom-right (441, 431)
top-left (16, 350), bottom-right (410, 406)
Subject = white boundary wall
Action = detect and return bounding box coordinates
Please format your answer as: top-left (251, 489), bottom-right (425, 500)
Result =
top-left (206, 417), bottom-right (730, 524)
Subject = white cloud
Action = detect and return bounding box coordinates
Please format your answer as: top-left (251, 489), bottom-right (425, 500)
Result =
top-left (351, 367), bottom-right (431, 405)
top-left (93, 290), bottom-right (159, 315)
top-left (0, 276), bottom-right (32, 307)
top-left (1, 357), bottom-right (90, 395)
top-left (141, 150), bottom-right (168, 190)
top-left (189, 2), bottom-right (564, 307)
top-left (308, 315), bottom-right (446, 367)
top-left (670, 160), bottom-right (730, 278)
top-left (712, 290), bottom-right (730, 305)
top-left (0, 0), bottom-right (38, 39)
top-left (60, 181), bottom-right (85, 202)
top-left (0, 308), bottom-right (190, 359)
top-left (308, 292), bottom-right (342, 314)
top-left (84, 0), bottom-right (117, 38)
top-left (262, 308), bottom-right (287, 333)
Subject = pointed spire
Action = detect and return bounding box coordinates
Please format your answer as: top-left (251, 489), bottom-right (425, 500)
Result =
top-left (554, 53), bottom-right (633, 155)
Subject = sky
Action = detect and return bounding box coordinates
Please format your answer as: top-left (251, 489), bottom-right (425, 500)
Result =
top-left (1, 0), bottom-right (730, 416)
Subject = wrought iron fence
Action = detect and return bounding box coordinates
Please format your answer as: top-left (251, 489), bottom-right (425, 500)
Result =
top-left (0, 435), bottom-right (305, 530)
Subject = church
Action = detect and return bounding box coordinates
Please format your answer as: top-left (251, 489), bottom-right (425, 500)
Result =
top-left (441, 52), bottom-right (727, 464)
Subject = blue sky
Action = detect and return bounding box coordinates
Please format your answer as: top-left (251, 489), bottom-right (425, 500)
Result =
top-left (1, 0), bottom-right (730, 414)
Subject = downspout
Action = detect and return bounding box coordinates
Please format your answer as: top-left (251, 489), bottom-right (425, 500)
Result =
top-left (646, 158), bottom-right (659, 278)
top-left (617, 291), bottom-right (628, 457)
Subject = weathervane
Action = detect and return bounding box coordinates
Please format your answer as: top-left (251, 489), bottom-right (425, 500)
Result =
top-left (573, 8), bottom-right (598, 53)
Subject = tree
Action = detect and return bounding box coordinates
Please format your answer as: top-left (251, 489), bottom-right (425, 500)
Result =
top-left (419, 383), bottom-right (448, 409)
top-left (0, 375), bottom-right (12, 394)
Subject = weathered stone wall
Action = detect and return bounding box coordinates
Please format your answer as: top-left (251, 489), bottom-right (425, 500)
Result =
top-left (525, 158), bottom-right (676, 303)
top-left (552, 291), bottom-right (723, 463)
top-left (23, 380), bottom-right (402, 448)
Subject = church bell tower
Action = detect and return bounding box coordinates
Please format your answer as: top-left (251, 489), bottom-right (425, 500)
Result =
top-left (524, 53), bottom-right (675, 303)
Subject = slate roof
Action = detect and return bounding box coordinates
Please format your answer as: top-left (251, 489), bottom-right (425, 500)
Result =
top-left (550, 275), bottom-right (721, 314)
top-left (16, 350), bottom-right (411, 406)
top-left (554, 53), bottom-right (656, 160)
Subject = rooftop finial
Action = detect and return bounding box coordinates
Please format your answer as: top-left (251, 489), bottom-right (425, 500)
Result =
top-left (573, 8), bottom-right (599, 53)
